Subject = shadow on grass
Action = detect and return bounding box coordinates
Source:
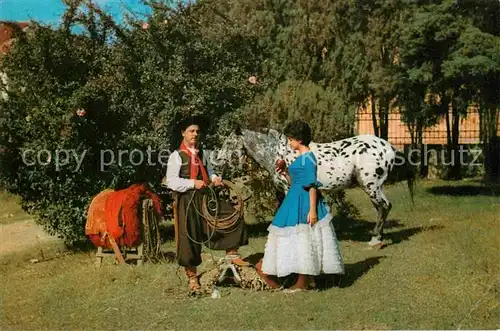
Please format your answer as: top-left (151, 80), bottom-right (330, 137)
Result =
top-left (315, 256), bottom-right (387, 290)
top-left (386, 225), bottom-right (444, 245)
top-left (332, 216), bottom-right (404, 243)
top-left (240, 255), bottom-right (387, 291)
top-left (244, 254), bottom-right (387, 290)
top-left (427, 185), bottom-right (500, 197)
top-left (333, 216), bottom-right (444, 245)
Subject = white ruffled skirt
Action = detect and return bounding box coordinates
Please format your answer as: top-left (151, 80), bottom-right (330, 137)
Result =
top-left (261, 213), bottom-right (344, 277)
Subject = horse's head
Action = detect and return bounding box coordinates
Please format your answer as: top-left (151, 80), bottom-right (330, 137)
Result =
top-left (243, 128), bottom-right (283, 168)
top-left (215, 127), bottom-right (295, 193)
top-left (213, 129), bottom-right (247, 176)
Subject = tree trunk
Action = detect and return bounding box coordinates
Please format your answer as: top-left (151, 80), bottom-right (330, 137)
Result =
top-left (482, 106), bottom-right (500, 182)
top-left (371, 95), bottom-right (380, 137)
top-left (417, 122), bottom-right (426, 178)
top-left (450, 106), bottom-right (461, 179)
top-left (444, 98), bottom-right (461, 179)
top-left (378, 97), bottom-right (389, 141)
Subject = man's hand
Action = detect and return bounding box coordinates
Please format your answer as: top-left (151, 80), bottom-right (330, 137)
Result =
top-left (194, 180), bottom-right (207, 190)
top-left (212, 176), bottom-right (224, 187)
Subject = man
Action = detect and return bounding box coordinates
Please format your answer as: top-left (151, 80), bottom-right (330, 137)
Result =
top-left (163, 115), bottom-right (249, 293)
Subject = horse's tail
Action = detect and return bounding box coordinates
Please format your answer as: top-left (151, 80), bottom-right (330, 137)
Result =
top-left (387, 148), bottom-right (416, 204)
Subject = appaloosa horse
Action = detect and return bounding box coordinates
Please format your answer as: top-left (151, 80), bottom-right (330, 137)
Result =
top-left (214, 128), bottom-right (415, 247)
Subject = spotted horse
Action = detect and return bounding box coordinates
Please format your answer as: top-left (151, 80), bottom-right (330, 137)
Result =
top-left (215, 128), bottom-right (416, 248)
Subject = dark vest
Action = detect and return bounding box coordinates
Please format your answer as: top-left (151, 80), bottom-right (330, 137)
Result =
top-left (177, 149), bottom-right (205, 181)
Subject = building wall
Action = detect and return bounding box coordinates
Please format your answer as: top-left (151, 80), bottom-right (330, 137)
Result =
top-left (355, 100), bottom-right (500, 149)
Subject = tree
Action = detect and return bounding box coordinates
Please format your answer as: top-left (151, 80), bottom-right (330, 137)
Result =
top-left (399, 0), bottom-right (500, 180)
top-left (0, 0), bottom-right (260, 243)
top-left (443, 25), bottom-right (500, 181)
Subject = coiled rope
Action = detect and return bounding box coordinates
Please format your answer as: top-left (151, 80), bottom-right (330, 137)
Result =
top-left (184, 180), bottom-right (244, 246)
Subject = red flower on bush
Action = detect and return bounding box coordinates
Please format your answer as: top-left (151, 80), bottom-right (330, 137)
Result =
top-left (76, 109), bottom-right (86, 117)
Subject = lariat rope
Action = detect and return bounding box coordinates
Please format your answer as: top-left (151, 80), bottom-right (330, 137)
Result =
top-left (184, 179), bottom-right (244, 246)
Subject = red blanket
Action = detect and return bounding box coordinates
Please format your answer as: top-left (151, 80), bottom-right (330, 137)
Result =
top-left (86, 184), bottom-right (163, 249)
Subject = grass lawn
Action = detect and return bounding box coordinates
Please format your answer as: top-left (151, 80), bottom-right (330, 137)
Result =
top-left (1, 179), bottom-right (499, 330)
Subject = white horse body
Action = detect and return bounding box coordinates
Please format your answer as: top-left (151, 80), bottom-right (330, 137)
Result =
top-left (217, 129), bottom-right (414, 246)
top-left (296, 135), bottom-right (398, 192)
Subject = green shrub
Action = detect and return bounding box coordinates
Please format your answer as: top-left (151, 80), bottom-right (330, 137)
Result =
top-left (0, 2), bottom-right (259, 244)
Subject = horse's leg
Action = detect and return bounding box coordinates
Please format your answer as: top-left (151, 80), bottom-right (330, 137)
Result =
top-left (366, 185), bottom-right (392, 247)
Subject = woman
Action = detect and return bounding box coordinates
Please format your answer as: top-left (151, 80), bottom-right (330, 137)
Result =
top-left (257, 120), bottom-right (344, 292)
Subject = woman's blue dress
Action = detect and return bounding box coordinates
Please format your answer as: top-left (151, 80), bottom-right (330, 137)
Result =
top-left (261, 150), bottom-right (345, 277)
top-left (272, 151), bottom-right (329, 227)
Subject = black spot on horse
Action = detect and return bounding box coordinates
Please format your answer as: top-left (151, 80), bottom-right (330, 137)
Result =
top-left (359, 148), bottom-right (368, 154)
top-left (364, 172), bottom-right (369, 176)
top-left (379, 152), bottom-right (383, 158)
top-left (324, 151), bottom-right (331, 154)
top-left (372, 153), bottom-right (377, 156)
top-left (385, 160), bottom-right (388, 167)
top-left (341, 141), bottom-right (352, 148)
top-left (383, 148), bottom-right (387, 153)
top-left (367, 182), bottom-right (374, 187)
top-left (341, 152), bottom-right (347, 157)
top-left (381, 140), bottom-right (387, 147)
top-left (371, 145), bottom-right (377, 149)
top-left (331, 148), bottom-right (339, 154)
top-left (319, 161), bottom-right (322, 165)
top-left (352, 150), bottom-right (357, 155)
top-left (376, 167), bottom-right (384, 176)
top-left (364, 143), bottom-right (371, 149)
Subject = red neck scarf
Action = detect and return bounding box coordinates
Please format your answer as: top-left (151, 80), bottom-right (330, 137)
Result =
top-left (179, 142), bottom-right (210, 184)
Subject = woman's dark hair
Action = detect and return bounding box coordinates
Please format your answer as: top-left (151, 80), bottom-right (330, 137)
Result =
top-left (283, 120), bottom-right (312, 146)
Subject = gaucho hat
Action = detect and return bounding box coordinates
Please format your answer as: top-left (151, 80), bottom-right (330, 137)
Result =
top-left (170, 113), bottom-right (211, 147)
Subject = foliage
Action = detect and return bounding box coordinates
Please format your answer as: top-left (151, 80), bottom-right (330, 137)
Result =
top-left (0, 1), bottom-right (259, 243)
top-left (244, 79), bottom-right (355, 141)
top-left (397, 0), bottom-right (500, 179)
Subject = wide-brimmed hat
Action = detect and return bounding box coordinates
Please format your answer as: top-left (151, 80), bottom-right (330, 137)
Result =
top-left (170, 114), bottom-right (210, 147)
top-left (177, 115), bottom-right (209, 132)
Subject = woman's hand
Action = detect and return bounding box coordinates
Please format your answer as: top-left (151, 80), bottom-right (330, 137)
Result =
top-left (275, 159), bottom-right (287, 174)
top-left (307, 211), bottom-right (318, 226)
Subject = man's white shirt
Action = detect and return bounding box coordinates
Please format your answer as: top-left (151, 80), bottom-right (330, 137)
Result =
top-left (163, 149), bottom-right (221, 193)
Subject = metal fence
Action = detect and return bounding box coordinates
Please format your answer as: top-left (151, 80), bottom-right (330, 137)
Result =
top-left (355, 107), bottom-right (498, 148)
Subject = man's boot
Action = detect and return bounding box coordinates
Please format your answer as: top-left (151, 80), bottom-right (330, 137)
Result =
top-left (185, 267), bottom-right (201, 293)
top-left (225, 248), bottom-right (249, 267)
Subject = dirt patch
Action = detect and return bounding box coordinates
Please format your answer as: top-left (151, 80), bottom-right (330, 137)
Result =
top-left (0, 219), bottom-right (61, 256)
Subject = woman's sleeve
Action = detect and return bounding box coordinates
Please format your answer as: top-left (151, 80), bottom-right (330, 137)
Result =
top-left (303, 156), bottom-right (322, 190)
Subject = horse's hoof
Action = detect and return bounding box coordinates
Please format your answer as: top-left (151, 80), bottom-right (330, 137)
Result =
top-left (369, 242), bottom-right (386, 249)
top-left (368, 237), bottom-right (382, 246)
top-left (368, 237), bottom-right (386, 249)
